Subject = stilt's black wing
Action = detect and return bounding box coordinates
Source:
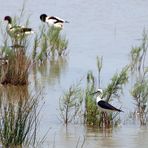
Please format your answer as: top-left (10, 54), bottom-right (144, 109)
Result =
top-left (98, 100), bottom-right (123, 112)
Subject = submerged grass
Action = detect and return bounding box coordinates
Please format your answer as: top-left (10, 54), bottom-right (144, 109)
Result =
top-left (46, 26), bottom-right (68, 56)
top-left (59, 82), bottom-right (83, 125)
top-left (84, 71), bottom-right (99, 125)
top-left (0, 86), bottom-right (41, 147)
top-left (35, 26), bottom-right (68, 62)
top-left (129, 31), bottom-right (148, 125)
top-left (103, 66), bottom-right (129, 102)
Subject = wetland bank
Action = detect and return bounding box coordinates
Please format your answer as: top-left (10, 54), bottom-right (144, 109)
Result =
top-left (0, 0), bottom-right (148, 147)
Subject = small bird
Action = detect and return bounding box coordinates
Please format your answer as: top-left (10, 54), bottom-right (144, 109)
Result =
top-left (91, 89), bottom-right (123, 112)
top-left (4, 16), bottom-right (34, 36)
top-left (40, 14), bottom-right (69, 29)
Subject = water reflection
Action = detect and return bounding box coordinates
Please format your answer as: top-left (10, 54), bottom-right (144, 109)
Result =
top-left (0, 85), bottom-right (29, 102)
top-left (133, 127), bottom-right (148, 148)
top-left (31, 56), bottom-right (68, 88)
top-left (48, 125), bottom-right (120, 148)
top-left (86, 126), bottom-right (113, 137)
top-left (51, 125), bottom-right (148, 148)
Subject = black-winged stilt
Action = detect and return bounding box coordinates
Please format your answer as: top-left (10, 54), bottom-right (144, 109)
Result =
top-left (91, 89), bottom-right (123, 112)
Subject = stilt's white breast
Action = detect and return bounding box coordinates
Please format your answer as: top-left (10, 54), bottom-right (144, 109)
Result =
top-left (96, 96), bottom-right (102, 104)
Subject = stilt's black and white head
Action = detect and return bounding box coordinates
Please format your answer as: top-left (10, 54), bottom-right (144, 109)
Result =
top-left (91, 88), bottom-right (123, 112)
top-left (96, 89), bottom-right (103, 103)
top-left (4, 16), bottom-right (12, 24)
top-left (90, 88), bottom-right (103, 102)
top-left (40, 14), bottom-right (47, 22)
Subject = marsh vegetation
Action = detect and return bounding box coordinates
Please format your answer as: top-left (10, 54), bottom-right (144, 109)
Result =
top-left (0, 86), bottom-right (42, 147)
top-left (130, 31), bottom-right (148, 125)
top-left (0, 8), bottom-right (68, 147)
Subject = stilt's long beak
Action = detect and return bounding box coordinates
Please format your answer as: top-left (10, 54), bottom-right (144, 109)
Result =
top-left (90, 91), bottom-right (99, 95)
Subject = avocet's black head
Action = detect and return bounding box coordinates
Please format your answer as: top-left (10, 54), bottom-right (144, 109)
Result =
top-left (40, 14), bottom-right (47, 22)
top-left (4, 16), bottom-right (12, 24)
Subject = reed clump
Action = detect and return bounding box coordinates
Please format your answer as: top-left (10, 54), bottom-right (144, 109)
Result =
top-left (35, 26), bottom-right (68, 62)
top-left (0, 46), bottom-right (30, 85)
top-left (84, 71), bottom-right (100, 125)
top-left (45, 26), bottom-right (68, 56)
top-left (0, 86), bottom-right (41, 147)
top-left (59, 82), bottom-right (83, 125)
top-left (0, 15), bottom-right (32, 85)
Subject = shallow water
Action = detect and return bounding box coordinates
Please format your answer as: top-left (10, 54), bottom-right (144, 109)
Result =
top-left (1, 0), bottom-right (148, 147)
